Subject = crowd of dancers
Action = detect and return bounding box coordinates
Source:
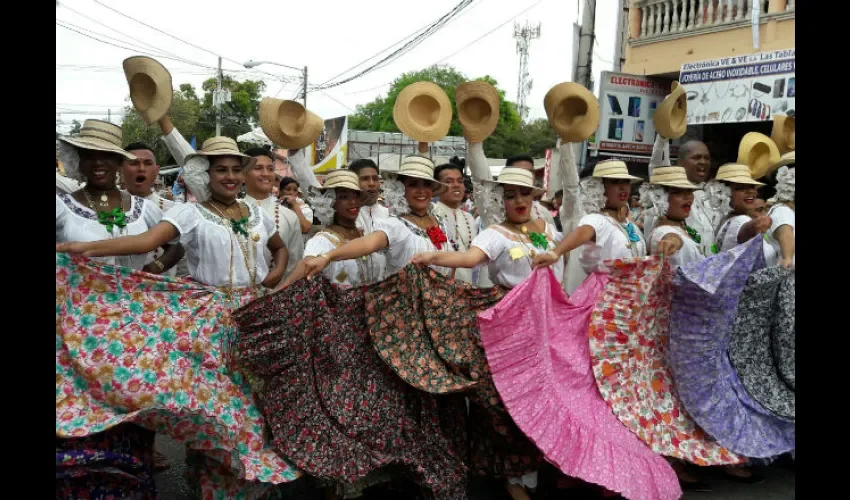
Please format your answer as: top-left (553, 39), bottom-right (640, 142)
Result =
top-left (56, 56), bottom-right (795, 500)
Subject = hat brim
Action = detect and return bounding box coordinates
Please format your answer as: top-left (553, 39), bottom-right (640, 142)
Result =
top-left (457, 81), bottom-right (500, 143)
top-left (653, 83), bottom-right (688, 139)
top-left (482, 178), bottom-right (546, 197)
top-left (595, 173), bottom-right (643, 183)
top-left (651, 181), bottom-right (700, 190)
top-left (544, 83), bottom-right (601, 143)
top-left (384, 171), bottom-right (448, 196)
top-left (259, 98), bottom-right (325, 149)
top-left (123, 56), bottom-right (173, 126)
top-left (717, 176), bottom-right (765, 187)
top-left (393, 82), bottom-right (453, 143)
top-left (59, 136), bottom-right (136, 160)
top-left (185, 150), bottom-right (256, 170)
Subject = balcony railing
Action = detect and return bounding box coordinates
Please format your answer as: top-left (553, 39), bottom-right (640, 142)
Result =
top-left (633, 0), bottom-right (794, 43)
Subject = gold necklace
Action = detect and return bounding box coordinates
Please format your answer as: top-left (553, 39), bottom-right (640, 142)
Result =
top-left (403, 212), bottom-right (434, 231)
top-left (84, 187), bottom-right (115, 209)
top-left (325, 227), bottom-right (372, 285)
top-left (207, 201), bottom-right (259, 292)
top-left (500, 221), bottom-right (547, 259)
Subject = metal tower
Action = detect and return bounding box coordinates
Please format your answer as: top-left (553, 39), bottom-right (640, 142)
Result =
top-left (513, 21), bottom-right (541, 121)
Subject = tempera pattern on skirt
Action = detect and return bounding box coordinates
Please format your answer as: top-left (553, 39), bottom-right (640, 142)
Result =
top-left (366, 264), bottom-right (543, 479)
top-left (728, 266), bottom-right (796, 421)
top-left (233, 275), bottom-right (469, 499)
top-left (669, 238), bottom-right (795, 458)
top-left (588, 256), bottom-right (744, 465)
top-left (55, 253), bottom-right (300, 499)
top-left (56, 424), bottom-right (158, 499)
top-left (478, 268), bottom-right (682, 500)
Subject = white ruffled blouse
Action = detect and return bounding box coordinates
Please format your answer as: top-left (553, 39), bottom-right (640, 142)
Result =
top-left (472, 222), bottom-right (563, 288)
top-left (372, 216), bottom-right (458, 278)
top-left (56, 193), bottom-right (163, 270)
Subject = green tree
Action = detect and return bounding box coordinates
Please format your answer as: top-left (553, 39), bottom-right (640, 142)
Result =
top-left (347, 65), bottom-right (555, 158)
top-left (121, 83), bottom-right (201, 165)
top-left (197, 76), bottom-right (266, 141)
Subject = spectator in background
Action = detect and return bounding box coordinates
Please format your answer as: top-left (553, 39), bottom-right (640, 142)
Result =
top-left (279, 177), bottom-right (314, 234)
top-left (629, 192), bottom-right (644, 229)
top-left (552, 189), bottom-right (564, 232)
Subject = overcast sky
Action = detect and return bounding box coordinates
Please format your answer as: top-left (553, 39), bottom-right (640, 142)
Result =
top-left (56, 0), bottom-right (620, 134)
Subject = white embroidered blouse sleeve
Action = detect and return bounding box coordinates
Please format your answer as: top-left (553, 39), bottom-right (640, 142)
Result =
top-left (471, 228), bottom-right (506, 261)
top-left (288, 149), bottom-right (321, 189)
top-left (304, 234), bottom-right (336, 258)
top-left (161, 203), bottom-right (201, 241)
top-left (557, 142), bottom-right (582, 233)
top-left (56, 195), bottom-right (68, 239)
top-left (142, 199), bottom-right (164, 229)
top-left (372, 217), bottom-right (410, 248)
top-left (161, 128), bottom-right (198, 168)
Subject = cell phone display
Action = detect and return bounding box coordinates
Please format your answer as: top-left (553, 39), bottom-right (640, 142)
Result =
top-left (628, 97), bottom-right (642, 117)
top-left (634, 120), bottom-right (645, 142)
top-left (787, 77), bottom-right (795, 97)
top-left (773, 78), bottom-right (785, 98)
top-left (648, 101), bottom-right (658, 119)
top-left (608, 95), bottom-right (623, 115)
top-left (615, 119), bottom-right (623, 140)
top-left (607, 118), bottom-right (618, 139)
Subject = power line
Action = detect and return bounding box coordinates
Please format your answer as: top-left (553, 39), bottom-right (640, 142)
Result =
top-left (59, 3), bottom-right (204, 66)
top-left (433, 0), bottom-right (545, 65)
top-left (91, 0), bottom-right (300, 82)
top-left (56, 21), bottom-right (213, 68)
top-left (315, 90), bottom-right (357, 113)
top-left (315, 0), bottom-right (477, 90)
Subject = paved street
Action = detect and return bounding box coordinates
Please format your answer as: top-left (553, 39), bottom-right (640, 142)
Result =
top-left (154, 435), bottom-right (794, 500)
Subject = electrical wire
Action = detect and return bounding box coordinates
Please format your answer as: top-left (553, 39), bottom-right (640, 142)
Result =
top-left (59, 3), bottom-right (204, 66)
top-left (92, 0), bottom-right (301, 81)
top-left (315, 0), bottom-right (477, 90)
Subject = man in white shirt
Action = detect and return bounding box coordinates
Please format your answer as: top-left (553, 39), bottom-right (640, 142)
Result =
top-left (677, 140), bottom-right (720, 255)
top-left (431, 162), bottom-right (478, 284)
top-left (347, 159), bottom-right (390, 234)
top-left (241, 147), bottom-right (304, 278)
top-left (121, 141), bottom-right (184, 276)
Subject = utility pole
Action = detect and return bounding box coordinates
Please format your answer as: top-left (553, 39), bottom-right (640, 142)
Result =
top-left (513, 21), bottom-right (541, 122)
top-left (612, 0), bottom-right (629, 72)
top-left (573, 0), bottom-right (597, 173)
top-left (107, 109), bottom-right (111, 122)
top-left (302, 66), bottom-right (308, 107)
top-left (215, 56), bottom-right (223, 136)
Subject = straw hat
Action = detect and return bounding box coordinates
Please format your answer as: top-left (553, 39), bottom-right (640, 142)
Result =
top-left (315, 170), bottom-right (361, 192)
top-left (737, 132), bottom-right (781, 180)
top-left (185, 136), bottom-right (256, 169)
top-left (58, 119), bottom-right (136, 160)
top-left (456, 80), bottom-right (500, 142)
top-left (483, 167), bottom-right (546, 197)
top-left (259, 98), bottom-right (324, 149)
top-left (383, 155), bottom-right (447, 195)
top-left (544, 82), bottom-right (600, 143)
top-left (649, 166), bottom-right (699, 190)
top-left (123, 56), bottom-right (173, 125)
top-left (715, 163), bottom-right (765, 186)
top-left (770, 114), bottom-right (795, 154)
top-left (393, 82), bottom-right (453, 142)
top-left (773, 151), bottom-right (795, 169)
top-left (653, 81), bottom-right (687, 139)
top-left (592, 160), bottom-right (642, 183)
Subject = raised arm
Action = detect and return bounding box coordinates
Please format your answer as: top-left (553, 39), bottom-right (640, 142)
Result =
top-left (56, 222), bottom-right (180, 258)
top-left (303, 231), bottom-right (389, 279)
top-left (648, 134), bottom-right (670, 176)
top-left (158, 116), bottom-right (196, 167)
top-left (287, 149), bottom-right (321, 189)
top-left (411, 248), bottom-right (488, 269)
top-left (467, 142), bottom-right (499, 228)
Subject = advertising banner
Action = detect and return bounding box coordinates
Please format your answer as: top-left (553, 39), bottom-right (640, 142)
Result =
top-left (309, 116), bottom-right (348, 173)
top-left (679, 48), bottom-right (795, 125)
top-left (596, 72), bottom-right (672, 155)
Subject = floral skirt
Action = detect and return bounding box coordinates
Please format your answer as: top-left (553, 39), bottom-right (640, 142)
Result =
top-left (56, 423), bottom-right (158, 499)
top-left (233, 274), bottom-right (468, 499)
top-left (55, 253), bottom-right (300, 499)
top-left (588, 256), bottom-right (743, 466)
top-left (365, 264), bottom-right (543, 479)
top-left (670, 238), bottom-right (795, 459)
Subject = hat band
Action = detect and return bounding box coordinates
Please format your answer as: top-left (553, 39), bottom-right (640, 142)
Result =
top-left (80, 126), bottom-right (123, 143)
top-left (594, 166), bottom-right (632, 177)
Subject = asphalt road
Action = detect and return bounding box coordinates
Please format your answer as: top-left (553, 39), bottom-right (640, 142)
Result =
top-left (154, 435), bottom-right (794, 500)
